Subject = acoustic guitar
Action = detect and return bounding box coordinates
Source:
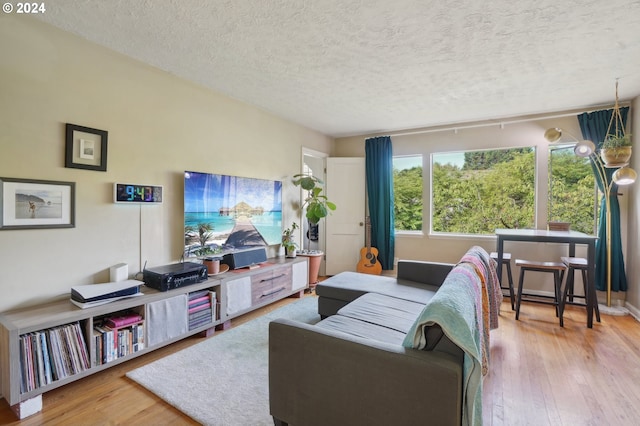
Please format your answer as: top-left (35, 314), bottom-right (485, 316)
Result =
top-left (357, 217), bottom-right (382, 275)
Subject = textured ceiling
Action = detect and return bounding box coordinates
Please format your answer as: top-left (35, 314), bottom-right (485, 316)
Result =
top-left (35, 0), bottom-right (640, 137)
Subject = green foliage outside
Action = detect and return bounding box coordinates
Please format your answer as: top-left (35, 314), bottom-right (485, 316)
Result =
top-left (548, 148), bottom-right (596, 234)
top-left (394, 166), bottom-right (423, 230)
top-left (462, 148), bottom-right (531, 170)
top-left (432, 149), bottom-right (535, 234)
top-left (394, 146), bottom-right (596, 235)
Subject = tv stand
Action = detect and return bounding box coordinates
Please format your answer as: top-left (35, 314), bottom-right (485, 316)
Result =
top-left (0, 256), bottom-right (308, 418)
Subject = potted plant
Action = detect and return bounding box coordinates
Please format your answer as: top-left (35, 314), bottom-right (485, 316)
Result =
top-left (292, 174), bottom-right (336, 224)
top-left (601, 133), bottom-right (632, 166)
top-left (194, 246), bottom-right (223, 274)
top-left (203, 248), bottom-right (223, 273)
top-left (282, 222), bottom-right (299, 258)
top-left (291, 174), bottom-right (337, 287)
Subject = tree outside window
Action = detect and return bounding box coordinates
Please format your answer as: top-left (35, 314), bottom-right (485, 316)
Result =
top-left (393, 155), bottom-right (423, 231)
top-left (431, 148), bottom-right (535, 234)
top-left (548, 144), bottom-right (596, 234)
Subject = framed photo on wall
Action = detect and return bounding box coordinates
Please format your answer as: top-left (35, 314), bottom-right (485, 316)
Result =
top-left (0, 177), bottom-right (75, 230)
top-left (65, 123), bottom-right (108, 171)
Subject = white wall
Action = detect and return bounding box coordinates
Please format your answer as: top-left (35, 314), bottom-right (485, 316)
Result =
top-left (626, 97), bottom-right (640, 317)
top-left (0, 17), bottom-right (332, 312)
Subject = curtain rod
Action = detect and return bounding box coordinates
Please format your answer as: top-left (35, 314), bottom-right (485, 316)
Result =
top-left (381, 102), bottom-right (631, 138)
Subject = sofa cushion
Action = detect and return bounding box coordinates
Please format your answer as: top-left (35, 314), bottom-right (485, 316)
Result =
top-left (337, 293), bottom-right (425, 334)
top-left (397, 260), bottom-right (453, 285)
top-left (315, 315), bottom-right (407, 346)
top-left (316, 271), bottom-right (440, 304)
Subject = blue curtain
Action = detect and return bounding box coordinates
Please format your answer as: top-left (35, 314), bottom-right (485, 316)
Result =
top-left (365, 136), bottom-right (395, 270)
top-left (578, 107), bottom-right (629, 292)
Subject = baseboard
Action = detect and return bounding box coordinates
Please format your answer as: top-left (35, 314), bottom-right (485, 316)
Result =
top-left (509, 290), bottom-right (640, 323)
top-left (625, 301), bottom-right (640, 322)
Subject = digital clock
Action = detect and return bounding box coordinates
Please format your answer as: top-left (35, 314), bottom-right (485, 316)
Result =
top-left (114, 183), bottom-right (163, 204)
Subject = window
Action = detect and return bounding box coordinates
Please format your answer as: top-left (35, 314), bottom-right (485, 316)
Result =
top-left (548, 144), bottom-right (596, 234)
top-left (393, 155), bottom-right (423, 231)
top-left (431, 148), bottom-right (535, 234)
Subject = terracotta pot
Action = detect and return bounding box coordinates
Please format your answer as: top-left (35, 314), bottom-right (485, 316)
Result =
top-left (306, 253), bottom-right (322, 285)
top-left (298, 251), bottom-right (323, 287)
top-left (601, 147), bottom-right (632, 166)
top-left (203, 258), bottom-right (220, 275)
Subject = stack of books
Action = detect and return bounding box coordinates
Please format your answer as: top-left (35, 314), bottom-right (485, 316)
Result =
top-left (19, 322), bottom-right (90, 393)
top-left (188, 290), bottom-right (216, 330)
top-left (93, 312), bottom-right (145, 365)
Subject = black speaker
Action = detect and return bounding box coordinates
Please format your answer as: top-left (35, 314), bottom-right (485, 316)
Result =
top-left (222, 247), bottom-right (268, 269)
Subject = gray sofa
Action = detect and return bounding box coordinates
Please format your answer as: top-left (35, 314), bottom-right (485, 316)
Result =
top-left (269, 260), bottom-right (469, 426)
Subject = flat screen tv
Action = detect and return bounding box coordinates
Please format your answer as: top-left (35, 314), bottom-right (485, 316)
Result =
top-left (184, 171), bottom-right (282, 257)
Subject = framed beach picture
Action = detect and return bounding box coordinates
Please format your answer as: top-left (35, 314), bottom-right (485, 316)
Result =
top-left (0, 177), bottom-right (75, 230)
top-left (65, 123), bottom-right (108, 171)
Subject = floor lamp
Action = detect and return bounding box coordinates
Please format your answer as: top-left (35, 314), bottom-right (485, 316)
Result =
top-left (545, 128), bottom-right (637, 308)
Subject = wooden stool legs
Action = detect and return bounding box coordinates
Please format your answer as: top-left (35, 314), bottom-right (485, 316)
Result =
top-left (560, 257), bottom-right (601, 326)
top-left (503, 260), bottom-right (515, 310)
top-left (514, 259), bottom-right (566, 327)
top-left (490, 252), bottom-right (515, 310)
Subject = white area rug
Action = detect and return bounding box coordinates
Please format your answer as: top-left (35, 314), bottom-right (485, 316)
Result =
top-left (126, 296), bottom-right (320, 425)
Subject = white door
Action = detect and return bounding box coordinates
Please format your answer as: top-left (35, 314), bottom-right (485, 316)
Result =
top-left (325, 157), bottom-right (366, 275)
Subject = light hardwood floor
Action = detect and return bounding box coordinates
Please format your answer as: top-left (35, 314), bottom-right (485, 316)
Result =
top-left (1, 295), bottom-right (639, 425)
top-left (484, 302), bottom-right (640, 426)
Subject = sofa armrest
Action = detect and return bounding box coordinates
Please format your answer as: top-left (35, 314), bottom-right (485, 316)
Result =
top-left (397, 260), bottom-right (454, 286)
top-left (269, 319), bottom-right (463, 426)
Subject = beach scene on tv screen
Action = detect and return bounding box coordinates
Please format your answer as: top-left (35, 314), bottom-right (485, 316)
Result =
top-left (184, 171), bottom-right (282, 257)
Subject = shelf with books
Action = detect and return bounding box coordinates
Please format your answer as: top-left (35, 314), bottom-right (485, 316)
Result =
top-left (187, 289), bottom-right (217, 331)
top-left (0, 256), bottom-right (308, 419)
top-left (18, 321), bottom-right (90, 395)
top-left (92, 307), bottom-right (145, 366)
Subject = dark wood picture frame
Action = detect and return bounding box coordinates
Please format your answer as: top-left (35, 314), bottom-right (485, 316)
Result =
top-left (0, 177), bottom-right (75, 230)
top-left (65, 123), bottom-right (108, 172)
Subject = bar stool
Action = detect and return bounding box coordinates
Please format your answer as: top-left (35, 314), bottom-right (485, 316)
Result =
top-left (490, 252), bottom-right (515, 310)
top-left (515, 259), bottom-right (567, 326)
top-left (560, 257), bottom-right (601, 325)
